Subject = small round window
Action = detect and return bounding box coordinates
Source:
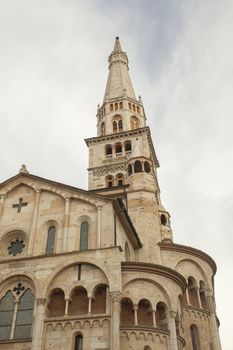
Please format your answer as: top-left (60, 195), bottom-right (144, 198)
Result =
top-left (8, 239), bottom-right (25, 256)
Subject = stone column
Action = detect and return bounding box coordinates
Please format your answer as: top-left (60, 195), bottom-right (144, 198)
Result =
top-left (62, 197), bottom-right (71, 252)
top-left (196, 287), bottom-right (202, 308)
top-left (168, 310), bottom-right (178, 350)
top-left (110, 291), bottom-right (121, 350)
top-left (28, 189), bottom-right (41, 255)
top-left (133, 304), bottom-right (138, 326)
top-left (31, 298), bottom-right (46, 350)
top-left (88, 297), bottom-right (92, 314)
top-left (152, 310), bottom-right (157, 327)
top-left (0, 193), bottom-right (6, 219)
top-left (185, 289), bottom-right (191, 306)
top-left (97, 205), bottom-right (102, 248)
top-left (65, 298), bottom-right (69, 316)
top-left (10, 301), bottom-right (19, 339)
top-left (206, 295), bottom-right (222, 350)
top-left (106, 287), bottom-right (110, 313)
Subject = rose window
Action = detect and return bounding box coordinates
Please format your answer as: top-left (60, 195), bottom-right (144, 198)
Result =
top-left (8, 239), bottom-right (25, 256)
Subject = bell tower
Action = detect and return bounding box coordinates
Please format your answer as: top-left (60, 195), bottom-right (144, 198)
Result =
top-left (85, 37), bottom-right (173, 262)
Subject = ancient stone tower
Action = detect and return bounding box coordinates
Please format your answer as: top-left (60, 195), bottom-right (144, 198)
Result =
top-left (0, 37), bottom-right (222, 350)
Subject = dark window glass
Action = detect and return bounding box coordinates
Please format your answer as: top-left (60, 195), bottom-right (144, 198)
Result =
top-left (113, 121), bottom-right (117, 132)
top-left (14, 289), bottom-right (34, 339)
top-left (134, 160), bottom-right (142, 173)
top-left (80, 222), bottom-right (88, 250)
top-left (116, 144), bottom-right (122, 154)
top-left (118, 120), bottom-right (123, 130)
top-left (125, 142), bottom-right (131, 152)
top-left (106, 145), bottom-right (112, 155)
top-left (144, 161), bottom-right (151, 173)
top-left (0, 291), bottom-right (15, 341)
top-left (46, 226), bottom-right (56, 255)
top-left (75, 334), bottom-right (83, 350)
top-left (190, 325), bottom-right (200, 350)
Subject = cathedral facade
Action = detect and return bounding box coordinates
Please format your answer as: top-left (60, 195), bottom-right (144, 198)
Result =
top-left (0, 38), bottom-right (222, 350)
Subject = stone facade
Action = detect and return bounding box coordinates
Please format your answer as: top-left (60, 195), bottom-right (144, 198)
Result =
top-left (0, 37), bottom-right (222, 350)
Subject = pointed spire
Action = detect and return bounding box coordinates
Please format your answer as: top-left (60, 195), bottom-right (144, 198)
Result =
top-left (103, 37), bottom-right (136, 102)
top-left (113, 36), bottom-right (122, 52)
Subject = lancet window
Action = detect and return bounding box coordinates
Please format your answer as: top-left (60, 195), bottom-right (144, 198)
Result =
top-left (0, 288), bottom-right (35, 341)
top-left (80, 222), bottom-right (89, 250)
top-left (106, 175), bottom-right (114, 188)
top-left (46, 226), bottom-right (56, 255)
top-left (101, 122), bottom-right (105, 135)
top-left (116, 173), bottom-right (124, 187)
top-left (112, 116), bottom-right (123, 133)
top-left (130, 116), bottom-right (140, 129)
top-left (75, 334), bottom-right (83, 350)
top-left (190, 324), bottom-right (200, 350)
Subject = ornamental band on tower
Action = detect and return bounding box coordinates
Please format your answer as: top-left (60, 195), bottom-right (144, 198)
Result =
top-left (0, 37), bottom-right (221, 350)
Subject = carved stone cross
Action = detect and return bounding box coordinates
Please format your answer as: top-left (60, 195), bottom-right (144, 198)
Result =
top-left (12, 198), bottom-right (28, 213)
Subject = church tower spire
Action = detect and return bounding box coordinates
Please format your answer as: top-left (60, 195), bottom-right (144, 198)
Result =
top-left (85, 37), bottom-right (173, 262)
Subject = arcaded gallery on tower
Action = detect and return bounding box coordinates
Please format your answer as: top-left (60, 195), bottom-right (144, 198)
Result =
top-left (0, 38), bottom-right (222, 350)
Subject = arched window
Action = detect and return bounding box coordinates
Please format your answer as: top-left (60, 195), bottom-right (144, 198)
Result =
top-left (91, 285), bottom-right (107, 314)
top-left (138, 299), bottom-right (153, 327)
top-left (14, 289), bottom-right (34, 339)
top-left (121, 298), bottom-right (134, 326)
top-left (110, 104), bottom-right (113, 112)
top-left (106, 145), bottom-right (112, 156)
top-left (130, 116), bottom-right (140, 129)
top-left (190, 324), bottom-right (200, 350)
top-left (188, 277), bottom-right (199, 307)
top-left (199, 281), bottom-right (207, 308)
top-left (115, 103), bottom-right (118, 110)
top-left (116, 173), bottom-right (124, 187)
top-left (101, 122), bottom-right (105, 135)
top-left (69, 287), bottom-right (88, 316)
top-left (75, 334), bottom-right (83, 350)
top-left (118, 119), bottom-right (123, 131)
top-left (115, 143), bottom-right (122, 154)
top-left (113, 120), bottom-right (117, 133)
top-left (134, 160), bottom-right (142, 173)
top-left (80, 222), bottom-right (89, 250)
top-left (46, 226), bottom-right (56, 255)
top-left (0, 291), bottom-right (15, 340)
top-left (160, 214), bottom-right (167, 226)
top-left (128, 102), bottom-right (132, 110)
top-left (156, 302), bottom-right (168, 330)
top-left (144, 161), bottom-right (151, 173)
top-left (136, 106), bottom-right (140, 113)
top-left (106, 175), bottom-right (114, 188)
top-left (119, 102), bottom-right (123, 109)
top-left (0, 288), bottom-right (35, 341)
top-left (133, 104), bottom-right (136, 111)
top-left (125, 141), bottom-right (132, 152)
top-left (128, 164), bottom-right (132, 176)
top-left (47, 288), bottom-right (65, 317)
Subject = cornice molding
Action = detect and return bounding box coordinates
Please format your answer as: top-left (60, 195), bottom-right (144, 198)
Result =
top-left (121, 262), bottom-right (187, 292)
top-left (159, 242), bottom-right (217, 274)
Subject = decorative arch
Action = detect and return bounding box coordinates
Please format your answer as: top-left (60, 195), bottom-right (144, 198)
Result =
top-left (106, 175), bottom-right (114, 188)
top-left (69, 287), bottom-right (88, 316)
top-left (175, 259), bottom-right (209, 287)
top-left (156, 301), bottom-right (168, 330)
top-left (187, 277), bottom-right (199, 307)
top-left (116, 173), bottom-right (124, 187)
top-left (100, 122), bottom-right (105, 135)
top-left (47, 288), bottom-right (65, 317)
top-left (121, 297), bottom-right (134, 326)
top-left (91, 284), bottom-right (107, 314)
top-left (138, 298), bottom-right (153, 327)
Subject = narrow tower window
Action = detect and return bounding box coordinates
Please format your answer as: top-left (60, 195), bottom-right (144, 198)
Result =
top-left (128, 102), bottom-right (132, 110)
top-left (115, 143), bottom-right (122, 154)
top-left (46, 226), bottom-right (56, 255)
top-left (130, 116), bottom-right (140, 129)
top-left (118, 119), bottom-right (123, 132)
top-left (116, 173), bottom-right (124, 187)
top-left (190, 324), bottom-right (200, 350)
top-left (106, 145), bottom-right (112, 156)
top-left (101, 122), bottom-right (105, 135)
top-left (160, 214), bottom-right (167, 226)
top-left (134, 160), bottom-right (142, 173)
top-left (125, 141), bottom-right (132, 152)
top-left (106, 175), bottom-right (114, 188)
top-left (119, 102), bottom-right (123, 109)
top-left (113, 121), bottom-right (117, 133)
top-left (75, 334), bottom-right (83, 350)
top-left (114, 103), bottom-right (118, 110)
top-left (128, 164), bottom-right (132, 176)
top-left (110, 104), bottom-right (113, 111)
top-left (144, 161), bottom-right (151, 173)
top-left (80, 222), bottom-right (89, 250)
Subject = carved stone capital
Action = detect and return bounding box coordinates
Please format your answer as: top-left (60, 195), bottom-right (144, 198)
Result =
top-left (36, 298), bottom-right (47, 306)
top-left (168, 310), bottom-right (177, 319)
top-left (110, 291), bottom-right (122, 302)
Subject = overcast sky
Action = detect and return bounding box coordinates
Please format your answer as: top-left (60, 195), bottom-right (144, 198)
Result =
top-left (0, 0), bottom-right (232, 348)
